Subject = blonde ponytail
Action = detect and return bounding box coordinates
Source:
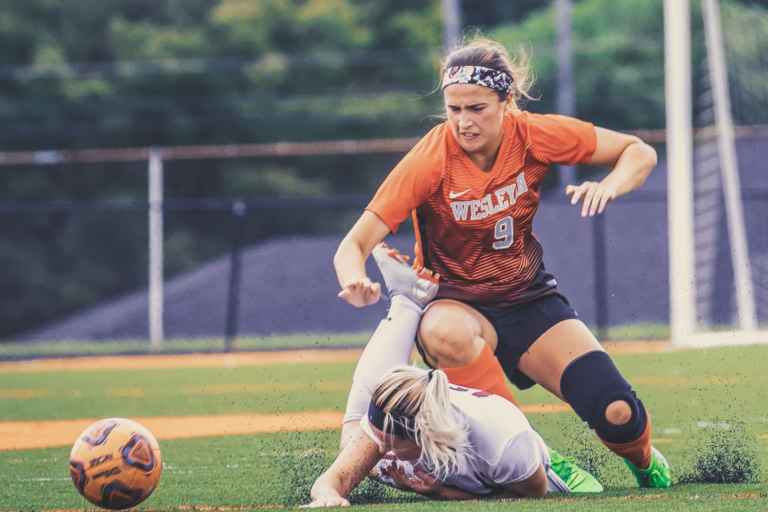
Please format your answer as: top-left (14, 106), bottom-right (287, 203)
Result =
top-left (372, 366), bottom-right (472, 480)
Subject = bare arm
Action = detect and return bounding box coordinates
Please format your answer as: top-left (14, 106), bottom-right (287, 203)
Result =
top-left (566, 126), bottom-right (658, 216)
top-left (426, 485), bottom-right (479, 500)
top-left (333, 211), bottom-right (391, 308)
top-left (305, 428), bottom-right (382, 508)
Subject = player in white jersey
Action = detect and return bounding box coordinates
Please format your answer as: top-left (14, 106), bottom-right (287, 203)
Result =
top-left (305, 365), bottom-right (572, 507)
top-left (304, 244), bottom-right (601, 506)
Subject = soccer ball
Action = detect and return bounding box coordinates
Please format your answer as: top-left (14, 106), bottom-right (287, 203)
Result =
top-left (69, 418), bottom-right (162, 510)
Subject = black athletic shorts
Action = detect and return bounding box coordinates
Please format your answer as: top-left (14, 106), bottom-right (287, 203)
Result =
top-left (471, 292), bottom-right (578, 390)
top-left (416, 291), bottom-right (579, 390)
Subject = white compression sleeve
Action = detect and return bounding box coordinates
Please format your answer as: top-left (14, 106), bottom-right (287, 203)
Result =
top-left (342, 295), bottom-right (423, 424)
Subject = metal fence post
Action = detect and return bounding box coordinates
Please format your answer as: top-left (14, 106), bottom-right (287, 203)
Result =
top-left (556, 0), bottom-right (577, 186)
top-left (592, 213), bottom-right (609, 340)
top-left (224, 200), bottom-right (247, 352)
top-left (148, 149), bottom-right (164, 349)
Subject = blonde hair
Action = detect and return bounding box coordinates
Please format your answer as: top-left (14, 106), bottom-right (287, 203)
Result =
top-left (372, 366), bottom-right (471, 480)
top-left (442, 35), bottom-right (535, 112)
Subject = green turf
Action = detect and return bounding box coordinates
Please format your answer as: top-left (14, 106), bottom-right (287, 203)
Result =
top-left (2, 432), bottom-right (766, 511)
top-left (1, 344), bottom-right (767, 510)
top-left (0, 362), bottom-right (355, 421)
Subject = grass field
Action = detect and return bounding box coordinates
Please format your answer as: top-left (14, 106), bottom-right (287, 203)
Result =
top-left (1, 342), bottom-right (767, 511)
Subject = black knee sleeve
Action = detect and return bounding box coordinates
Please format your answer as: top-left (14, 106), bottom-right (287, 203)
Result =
top-left (560, 350), bottom-right (648, 444)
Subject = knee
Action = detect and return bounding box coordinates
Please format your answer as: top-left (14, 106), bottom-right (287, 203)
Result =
top-left (560, 350), bottom-right (648, 443)
top-left (605, 400), bottom-right (633, 426)
top-left (419, 305), bottom-right (481, 367)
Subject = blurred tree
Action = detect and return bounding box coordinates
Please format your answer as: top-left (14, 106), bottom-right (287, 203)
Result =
top-left (493, 0), bottom-right (767, 130)
top-left (1, 0), bottom-right (767, 338)
top-left (493, 0), bottom-right (668, 130)
top-left (461, 0), bottom-right (545, 27)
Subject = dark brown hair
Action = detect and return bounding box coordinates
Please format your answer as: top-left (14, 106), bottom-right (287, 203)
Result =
top-left (442, 36), bottom-right (534, 112)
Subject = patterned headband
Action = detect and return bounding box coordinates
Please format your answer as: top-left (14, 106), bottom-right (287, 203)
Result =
top-left (442, 65), bottom-right (513, 94)
top-left (368, 401), bottom-right (417, 440)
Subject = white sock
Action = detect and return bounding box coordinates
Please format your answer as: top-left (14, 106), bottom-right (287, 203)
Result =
top-left (342, 295), bottom-right (423, 424)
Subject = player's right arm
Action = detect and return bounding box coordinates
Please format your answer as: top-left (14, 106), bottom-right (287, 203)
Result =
top-left (333, 124), bottom-right (445, 309)
top-left (334, 212), bottom-right (391, 308)
top-left (304, 428), bottom-right (382, 508)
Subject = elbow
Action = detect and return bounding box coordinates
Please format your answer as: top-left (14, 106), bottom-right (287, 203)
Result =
top-left (332, 243), bottom-right (345, 271)
top-left (640, 142), bottom-right (657, 184)
top-left (334, 235), bottom-right (362, 271)
top-left (530, 477), bottom-right (548, 498)
top-left (644, 142), bottom-right (658, 172)
top-left (631, 140), bottom-right (657, 187)
top-left (334, 233), bottom-right (354, 269)
top-left (513, 465), bottom-right (548, 498)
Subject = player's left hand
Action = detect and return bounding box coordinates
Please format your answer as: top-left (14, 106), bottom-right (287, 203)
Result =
top-left (337, 277), bottom-right (382, 308)
top-left (565, 180), bottom-right (618, 217)
top-left (300, 495), bottom-right (350, 508)
top-left (380, 461), bottom-right (441, 495)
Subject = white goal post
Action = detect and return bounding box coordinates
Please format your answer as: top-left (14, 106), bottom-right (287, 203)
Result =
top-left (665, 0), bottom-right (768, 347)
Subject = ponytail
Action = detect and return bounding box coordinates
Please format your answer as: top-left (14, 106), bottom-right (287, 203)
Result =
top-left (371, 366), bottom-right (471, 479)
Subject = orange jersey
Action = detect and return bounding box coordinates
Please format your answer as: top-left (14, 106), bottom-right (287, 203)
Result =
top-left (367, 111), bottom-right (596, 304)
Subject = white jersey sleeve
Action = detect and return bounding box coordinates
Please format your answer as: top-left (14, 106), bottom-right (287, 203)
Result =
top-left (489, 430), bottom-right (548, 485)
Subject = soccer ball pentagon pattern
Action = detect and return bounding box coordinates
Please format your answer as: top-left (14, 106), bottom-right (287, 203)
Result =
top-left (69, 418), bottom-right (162, 510)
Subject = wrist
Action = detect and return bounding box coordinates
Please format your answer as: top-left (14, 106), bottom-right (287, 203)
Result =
top-left (312, 488), bottom-right (343, 502)
top-left (340, 275), bottom-right (368, 288)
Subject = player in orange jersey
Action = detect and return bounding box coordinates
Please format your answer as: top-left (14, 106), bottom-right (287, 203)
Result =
top-left (334, 36), bottom-right (670, 488)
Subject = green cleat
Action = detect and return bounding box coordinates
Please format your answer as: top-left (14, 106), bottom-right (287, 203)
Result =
top-left (549, 448), bottom-right (604, 493)
top-left (625, 446), bottom-right (672, 488)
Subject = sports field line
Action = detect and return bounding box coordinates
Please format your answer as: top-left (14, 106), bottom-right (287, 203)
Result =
top-left (0, 341), bottom-right (670, 373)
top-left (0, 381), bottom-right (352, 400)
top-left (1, 404), bottom-right (572, 451)
top-left (0, 349), bottom-right (361, 373)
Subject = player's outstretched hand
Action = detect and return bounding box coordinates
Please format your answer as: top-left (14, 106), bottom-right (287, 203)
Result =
top-left (337, 277), bottom-right (381, 308)
top-left (565, 180), bottom-right (618, 217)
top-left (300, 495), bottom-right (350, 508)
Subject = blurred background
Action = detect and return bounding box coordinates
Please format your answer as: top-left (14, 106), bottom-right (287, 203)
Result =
top-left (1, 0), bottom-right (767, 350)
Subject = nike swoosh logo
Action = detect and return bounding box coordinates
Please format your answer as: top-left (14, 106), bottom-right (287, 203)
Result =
top-left (449, 188), bottom-right (472, 199)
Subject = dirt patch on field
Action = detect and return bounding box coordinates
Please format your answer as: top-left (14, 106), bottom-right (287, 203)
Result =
top-left (0, 341), bottom-right (670, 374)
top-left (0, 349), bottom-right (362, 374)
top-left (0, 382), bottom-right (352, 401)
top-left (2, 411), bottom-right (343, 451)
top-left (2, 404), bottom-right (572, 451)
